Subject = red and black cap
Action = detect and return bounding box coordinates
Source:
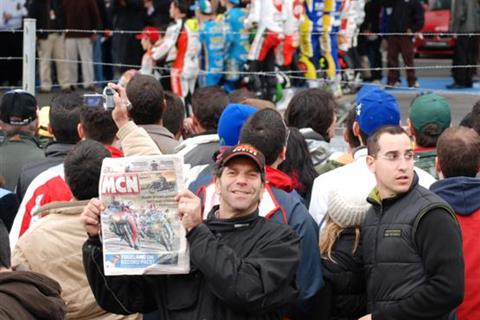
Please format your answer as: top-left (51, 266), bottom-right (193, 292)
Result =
top-left (217, 144), bottom-right (266, 173)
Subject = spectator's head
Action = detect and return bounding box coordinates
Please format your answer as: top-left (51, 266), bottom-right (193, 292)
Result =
top-left (218, 104), bottom-right (257, 146)
top-left (228, 88), bottom-right (256, 103)
top-left (79, 107), bottom-right (117, 145)
top-left (0, 219), bottom-right (10, 270)
top-left (49, 93), bottom-right (82, 144)
top-left (171, 0), bottom-right (191, 19)
top-left (0, 90), bottom-right (38, 137)
top-left (241, 98), bottom-right (275, 110)
top-left (191, 86), bottom-right (228, 133)
top-left (436, 127), bottom-right (480, 178)
top-left (355, 87), bottom-right (400, 145)
top-left (136, 26), bottom-right (160, 51)
top-left (239, 108), bottom-right (287, 167)
top-left (214, 144), bottom-right (266, 216)
top-left (343, 106), bottom-right (361, 150)
top-left (471, 100), bottom-right (480, 135)
top-left (320, 183), bottom-right (370, 262)
top-left (126, 75), bottom-right (165, 125)
top-left (366, 125), bottom-right (414, 198)
top-left (284, 88), bottom-right (337, 142)
top-left (64, 140), bottom-right (111, 200)
top-left (163, 91), bottom-right (185, 140)
top-left (278, 127), bottom-right (317, 200)
top-left (460, 112), bottom-right (473, 129)
top-left (408, 93), bottom-right (451, 148)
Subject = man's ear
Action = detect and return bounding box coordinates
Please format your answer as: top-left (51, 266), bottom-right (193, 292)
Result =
top-left (47, 123), bottom-right (54, 135)
top-left (366, 155), bottom-right (376, 174)
top-left (280, 146), bottom-right (286, 161)
top-left (214, 175), bottom-right (221, 195)
top-left (435, 156), bottom-right (442, 177)
top-left (77, 123), bottom-right (86, 140)
top-left (406, 119), bottom-right (415, 137)
top-left (353, 121), bottom-right (366, 145)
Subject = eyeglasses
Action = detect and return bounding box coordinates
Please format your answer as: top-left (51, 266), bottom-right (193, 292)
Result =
top-left (373, 150), bottom-right (417, 162)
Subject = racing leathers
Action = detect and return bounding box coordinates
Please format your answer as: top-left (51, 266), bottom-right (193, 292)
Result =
top-left (246, 0), bottom-right (286, 100)
top-left (198, 16), bottom-right (226, 87)
top-left (152, 18), bottom-right (200, 99)
top-left (223, 6), bottom-right (250, 92)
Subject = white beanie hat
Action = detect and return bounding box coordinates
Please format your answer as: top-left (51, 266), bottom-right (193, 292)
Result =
top-left (327, 184), bottom-right (371, 228)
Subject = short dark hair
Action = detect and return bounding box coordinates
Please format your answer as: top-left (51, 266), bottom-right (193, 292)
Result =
top-left (239, 108), bottom-right (286, 165)
top-left (278, 127), bottom-right (318, 200)
top-left (172, 0), bottom-right (191, 16)
top-left (49, 93), bottom-right (82, 144)
top-left (344, 107), bottom-right (361, 149)
top-left (192, 86), bottom-right (228, 131)
top-left (460, 112), bottom-right (473, 128)
top-left (411, 123), bottom-right (444, 148)
top-left (64, 140), bottom-right (111, 200)
top-left (0, 219), bottom-right (10, 269)
top-left (437, 127), bottom-right (480, 178)
top-left (163, 91), bottom-right (185, 137)
top-left (79, 107), bottom-right (117, 144)
top-left (471, 100), bottom-right (480, 135)
top-left (284, 88), bottom-right (337, 141)
top-left (367, 125), bottom-right (410, 156)
top-left (228, 88), bottom-right (256, 103)
top-left (126, 75), bottom-right (165, 125)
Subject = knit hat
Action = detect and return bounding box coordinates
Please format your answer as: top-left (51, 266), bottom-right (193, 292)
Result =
top-left (218, 104), bottom-right (257, 146)
top-left (136, 26), bottom-right (160, 44)
top-left (409, 93), bottom-right (451, 134)
top-left (327, 184), bottom-right (371, 228)
top-left (355, 87), bottom-right (400, 135)
top-left (0, 90), bottom-right (37, 126)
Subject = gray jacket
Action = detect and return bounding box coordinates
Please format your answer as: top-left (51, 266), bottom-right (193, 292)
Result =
top-left (451, 0), bottom-right (480, 32)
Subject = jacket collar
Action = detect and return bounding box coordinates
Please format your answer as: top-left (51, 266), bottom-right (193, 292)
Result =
top-left (44, 142), bottom-right (75, 158)
top-left (368, 172), bottom-right (419, 207)
top-left (205, 205), bottom-right (259, 232)
top-left (140, 124), bottom-right (176, 139)
top-left (430, 177), bottom-right (480, 216)
top-left (34, 200), bottom-right (89, 217)
top-left (266, 166), bottom-right (294, 193)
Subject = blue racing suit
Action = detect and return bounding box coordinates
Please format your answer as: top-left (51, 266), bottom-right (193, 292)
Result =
top-left (199, 17), bottom-right (226, 87)
top-left (223, 7), bottom-right (250, 92)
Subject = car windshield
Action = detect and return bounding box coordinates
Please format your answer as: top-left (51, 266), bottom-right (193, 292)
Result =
top-left (431, 0), bottom-right (451, 10)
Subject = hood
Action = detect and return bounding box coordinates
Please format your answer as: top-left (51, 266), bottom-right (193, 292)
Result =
top-left (104, 144), bottom-right (123, 158)
top-left (35, 200), bottom-right (89, 217)
top-left (266, 166), bottom-right (294, 193)
top-left (430, 177), bottom-right (480, 216)
top-left (0, 271), bottom-right (65, 319)
top-left (299, 128), bottom-right (333, 166)
top-left (44, 142), bottom-right (75, 158)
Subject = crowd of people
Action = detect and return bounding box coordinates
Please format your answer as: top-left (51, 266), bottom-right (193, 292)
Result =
top-left (3, 0), bottom-right (479, 103)
top-left (0, 68), bottom-right (478, 319)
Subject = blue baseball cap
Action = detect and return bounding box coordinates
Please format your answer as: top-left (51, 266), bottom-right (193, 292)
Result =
top-left (355, 87), bottom-right (400, 135)
top-left (218, 104), bottom-right (257, 146)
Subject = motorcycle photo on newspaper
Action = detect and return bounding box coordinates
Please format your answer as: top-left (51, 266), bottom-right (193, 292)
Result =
top-left (107, 201), bottom-right (140, 250)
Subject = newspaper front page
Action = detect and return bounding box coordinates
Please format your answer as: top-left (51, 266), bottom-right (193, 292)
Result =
top-left (99, 155), bottom-right (189, 276)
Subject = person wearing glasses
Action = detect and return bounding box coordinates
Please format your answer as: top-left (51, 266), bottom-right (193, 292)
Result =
top-left (358, 125), bottom-right (464, 320)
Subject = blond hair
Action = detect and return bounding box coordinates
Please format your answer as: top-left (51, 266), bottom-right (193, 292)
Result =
top-left (319, 216), bottom-right (361, 263)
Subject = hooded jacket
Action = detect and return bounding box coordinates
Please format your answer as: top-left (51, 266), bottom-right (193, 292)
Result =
top-left (0, 270), bottom-right (66, 320)
top-left (12, 200), bottom-right (141, 320)
top-left (430, 177), bottom-right (480, 320)
top-left (300, 128), bottom-right (337, 167)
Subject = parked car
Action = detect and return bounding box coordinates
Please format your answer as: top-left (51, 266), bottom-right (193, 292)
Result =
top-left (414, 0), bottom-right (455, 57)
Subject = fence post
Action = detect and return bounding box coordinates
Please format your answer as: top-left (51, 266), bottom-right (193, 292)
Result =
top-left (22, 18), bottom-right (36, 94)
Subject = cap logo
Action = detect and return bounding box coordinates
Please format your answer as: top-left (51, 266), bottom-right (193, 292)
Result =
top-left (356, 103), bottom-right (362, 116)
top-left (233, 145), bottom-right (258, 157)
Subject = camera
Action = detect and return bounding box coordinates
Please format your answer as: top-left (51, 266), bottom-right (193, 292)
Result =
top-left (83, 87), bottom-right (117, 110)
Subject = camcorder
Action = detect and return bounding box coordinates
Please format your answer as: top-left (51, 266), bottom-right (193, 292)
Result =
top-left (83, 87), bottom-right (116, 110)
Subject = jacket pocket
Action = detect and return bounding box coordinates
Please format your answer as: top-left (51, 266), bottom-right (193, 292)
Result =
top-left (165, 272), bottom-right (201, 310)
